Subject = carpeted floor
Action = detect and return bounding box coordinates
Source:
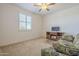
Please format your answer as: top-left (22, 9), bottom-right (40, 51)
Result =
top-left (0, 38), bottom-right (52, 56)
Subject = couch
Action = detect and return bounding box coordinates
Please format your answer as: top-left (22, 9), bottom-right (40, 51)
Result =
top-left (41, 33), bottom-right (79, 56)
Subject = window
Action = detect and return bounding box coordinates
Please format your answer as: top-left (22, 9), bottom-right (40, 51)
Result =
top-left (19, 13), bottom-right (32, 31)
top-left (27, 16), bottom-right (32, 30)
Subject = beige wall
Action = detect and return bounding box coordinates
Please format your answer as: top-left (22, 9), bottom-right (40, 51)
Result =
top-left (0, 4), bottom-right (43, 46)
top-left (43, 6), bottom-right (79, 37)
top-left (0, 49), bottom-right (2, 53)
top-left (0, 4), bottom-right (3, 45)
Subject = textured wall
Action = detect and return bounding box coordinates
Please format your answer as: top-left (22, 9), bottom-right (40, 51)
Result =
top-left (0, 4), bottom-right (43, 46)
top-left (43, 6), bottom-right (79, 36)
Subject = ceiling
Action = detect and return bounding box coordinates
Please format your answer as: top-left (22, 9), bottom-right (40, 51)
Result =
top-left (14, 3), bottom-right (79, 15)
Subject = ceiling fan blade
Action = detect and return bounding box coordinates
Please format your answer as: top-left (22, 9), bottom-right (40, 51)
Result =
top-left (33, 4), bottom-right (40, 7)
top-left (46, 8), bottom-right (50, 11)
top-left (39, 9), bottom-right (42, 12)
top-left (48, 3), bottom-right (56, 5)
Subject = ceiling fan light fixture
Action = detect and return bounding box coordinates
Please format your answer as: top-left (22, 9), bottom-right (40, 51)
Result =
top-left (33, 3), bottom-right (55, 12)
top-left (41, 3), bottom-right (48, 10)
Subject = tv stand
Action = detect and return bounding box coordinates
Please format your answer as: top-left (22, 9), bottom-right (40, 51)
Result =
top-left (46, 32), bottom-right (64, 41)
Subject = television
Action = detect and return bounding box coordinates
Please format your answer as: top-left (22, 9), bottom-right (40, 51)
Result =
top-left (51, 26), bottom-right (60, 31)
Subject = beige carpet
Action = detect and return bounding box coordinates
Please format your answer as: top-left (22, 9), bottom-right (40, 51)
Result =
top-left (0, 38), bottom-right (52, 56)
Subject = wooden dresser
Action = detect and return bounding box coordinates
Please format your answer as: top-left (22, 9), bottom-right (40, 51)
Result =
top-left (46, 32), bottom-right (64, 41)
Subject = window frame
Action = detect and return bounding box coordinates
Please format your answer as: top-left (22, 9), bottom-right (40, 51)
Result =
top-left (26, 16), bottom-right (32, 31)
top-left (18, 13), bottom-right (32, 31)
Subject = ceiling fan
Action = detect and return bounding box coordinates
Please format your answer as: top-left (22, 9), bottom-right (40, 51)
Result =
top-left (33, 3), bottom-right (56, 12)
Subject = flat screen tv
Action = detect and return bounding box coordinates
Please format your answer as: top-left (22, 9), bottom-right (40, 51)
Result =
top-left (51, 27), bottom-right (60, 31)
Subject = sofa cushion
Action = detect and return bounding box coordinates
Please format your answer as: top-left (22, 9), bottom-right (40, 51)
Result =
top-left (53, 43), bottom-right (70, 55)
top-left (73, 34), bottom-right (79, 48)
top-left (41, 47), bottom-right (59, 56)
top-left (62, 34), bottom-right (74, 42)
top-left (53, 43), bottom-right (79, 56)
top-left (58, 40), bottom-right (73, 46)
